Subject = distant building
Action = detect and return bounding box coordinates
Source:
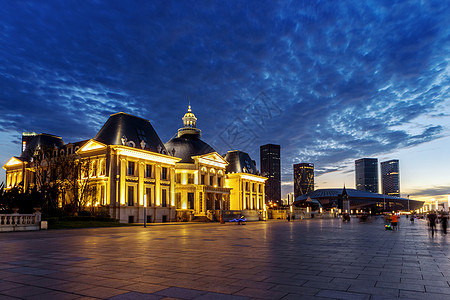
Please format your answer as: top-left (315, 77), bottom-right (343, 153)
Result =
top-left (355, 158), bottom-right (378, 193)
top-left (293, 163), bottom-right (314, 198)
top-left (381, 159), bottom-right (400, 197)
top-left (294, 188), bottom-right (423, 212)
top-left (260, 144), bottom-right (281, 205)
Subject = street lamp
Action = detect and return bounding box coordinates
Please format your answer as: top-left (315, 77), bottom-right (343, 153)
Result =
top-left (144, 194), bottom-right (147, 228)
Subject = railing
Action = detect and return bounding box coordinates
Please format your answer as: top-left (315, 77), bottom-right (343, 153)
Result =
top-left (0, 213), bottom-right (42, 232)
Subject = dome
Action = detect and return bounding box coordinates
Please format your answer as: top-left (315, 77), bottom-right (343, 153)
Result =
top-left (165, 134), bottom-right (215, 163)
top-left (165, 105), bottom-right (215, 163)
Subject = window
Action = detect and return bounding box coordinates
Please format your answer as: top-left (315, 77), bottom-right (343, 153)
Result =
top-left (161, 189), bottom-right (167, 207)
top-left (175, 192), bottom-right (182, 209)
top-left (246, 182), bottom-right (249, 191)
top-left (201, 174), bottom-right (205, 185)
top-left (217, 177), bottom-right (222, 187)
top-left (128, 161), bottom-right (135, 176)
top-left (145, 187), bottom-right (152, 206)
top-left (187, 173), bottom-right (194, 184)
top-left (91, 161), bottom-right (97, 177)
top-left (101, 186), bottom-right (106, 205)
top-left (188, 193), bottom-right (194, 209)
top-left (136, 128), bottom-right (148, 144)
top-left (161, 167), bottom-right (168, 180)
top-left (128, 186), bottom-right (134, 206)
top-left (209, 175), bottom-right (214, 186)
top-left (146, 164), bottom-right (152, 178)
top-left (100, 160), bottom-right (106, 176)
top-left (176, 173), bottom-right (181, 184)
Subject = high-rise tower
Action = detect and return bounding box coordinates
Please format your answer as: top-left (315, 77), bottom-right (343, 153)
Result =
top-left (381, 159), bottom-right (400, 197)
top-left (260, 144), bottom-right (281, 205)
top-left (293, 163), bottom-right (314, 198)
top-left (355, 158), bottom-right (378, 193)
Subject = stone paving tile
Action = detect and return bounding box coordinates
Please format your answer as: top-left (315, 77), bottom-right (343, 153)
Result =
top-left (0, 285), bottom-right (50, 298)
top-left (233, 287), bottom-right (288, 299)
top-left (424, 285), bottom-right (450, 294)
top-left (347, 285), bottom-right (399, 298)
top-left (108, 291), bottom-right (163, 300)
top-left (194, 292), bottom-right (249, 300)
top-left (399, 290), bottom-right (450, 300)
top-left (0, 280), bottom-right (24, 291)
top-left (269, 284), bottom-right (320, 295)
top-left (78, 286), bottom-right (128, 298)
top-left (375, 280), bottom-right (425, 292)
top-left (315, 289), bottom-right (370, 300)
top-left (280, 294), bottom-right (335, 300)
top-left (154, 287), bottom-right (207, 299)
top-left (24, 290), bottom-right (82, 300)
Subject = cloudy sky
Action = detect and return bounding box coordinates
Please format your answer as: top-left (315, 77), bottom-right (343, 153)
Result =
top-left (1, 1), bottom-right (449, 202)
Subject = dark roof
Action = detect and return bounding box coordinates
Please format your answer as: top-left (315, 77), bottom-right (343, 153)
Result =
top-left (224, 150), bottom-right (259, 174)
top-left (294, 188), bottom-right (418, 203)
top-left (20, 133), bottom-right (65, 160)
top-left (165, 134), bottom-right (215, 163)
top-left (94, 112), bottom-right (167, 154)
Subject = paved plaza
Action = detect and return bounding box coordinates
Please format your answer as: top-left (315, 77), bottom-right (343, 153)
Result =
top-left (0, 217), bottom-right (449, 300)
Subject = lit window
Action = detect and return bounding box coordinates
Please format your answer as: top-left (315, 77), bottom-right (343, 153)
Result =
top-left (187, 173), bottom-right (194, 184)
top-left (128, 186), bottom-right (134, 206)
top-left (161, 189), bottom-right (167, 207)
top-left (161, 167), bottom-right (168, 180)
top-left (146, 164), bottom-right (152, 178)
top-left (128, 161), bottom-right (135, 176)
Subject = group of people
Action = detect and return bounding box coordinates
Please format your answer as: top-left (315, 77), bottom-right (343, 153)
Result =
top-left (386, 212), bottom-right (448, 236)
top-left (427, 211), bottom-right (448, 236)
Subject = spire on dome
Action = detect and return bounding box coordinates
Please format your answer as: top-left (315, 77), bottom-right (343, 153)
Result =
top-left (178, 103), bottom-right (201, 138)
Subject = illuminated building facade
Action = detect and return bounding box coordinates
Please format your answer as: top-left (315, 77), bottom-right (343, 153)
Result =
top-left (381, 159), bottom-right (400, 197)
top-left (293, 163), bottom-right (314, 198)
top-left (4, 107), bottom-right (266, 223)
top-left (165, 106), bottom-right (266, 221)
top-left (260, 144), bottom-right (281, 205)
top-left (355, 158), bottom-right (379, 193)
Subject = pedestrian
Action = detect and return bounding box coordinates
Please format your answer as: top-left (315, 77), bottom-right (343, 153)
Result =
top-left (390, 213), bottom-right (398, 230)
top-left (440, 213), bottom-right (448, 234)
top-left (427, 211), bottom-right (438, 237)
top-left (287, 214), bottom-right (290, 222)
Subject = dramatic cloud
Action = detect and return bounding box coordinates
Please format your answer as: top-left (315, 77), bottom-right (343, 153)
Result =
top-left (0, 1), bottom-right (449, 194)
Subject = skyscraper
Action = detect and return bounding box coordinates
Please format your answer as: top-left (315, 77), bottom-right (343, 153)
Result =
top-left (260, 144), bottom-right (281, 205)
top-left (381, 159), bottom-right (400, 197)
top-left (355, 158), bottom-right (378, 193)
top-left (293, 163), bottom-right (314, 198)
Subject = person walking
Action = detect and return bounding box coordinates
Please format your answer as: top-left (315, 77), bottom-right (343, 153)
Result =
top-left (440, 213), bottom-right (448, 234)
top-left (428, 211), bottom-right (438, 237)
top-left (390, 213), bottom-right (398, 230)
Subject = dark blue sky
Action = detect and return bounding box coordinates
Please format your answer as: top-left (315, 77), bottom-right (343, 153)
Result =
top-left (1, 1), bottom-right (449, 199)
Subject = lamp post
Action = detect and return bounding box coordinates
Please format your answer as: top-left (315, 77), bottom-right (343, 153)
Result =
top-left (144, 194), bottom-right (147, 228)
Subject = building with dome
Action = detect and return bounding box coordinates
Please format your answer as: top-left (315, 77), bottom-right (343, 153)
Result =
top-left (3, 106), bottom-right (267, 223)
top-left (165, 105), bottom-right (267, 221)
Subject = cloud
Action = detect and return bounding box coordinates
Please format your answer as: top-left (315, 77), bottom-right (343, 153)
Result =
top-left (0, 0), bottom-right (449, 193)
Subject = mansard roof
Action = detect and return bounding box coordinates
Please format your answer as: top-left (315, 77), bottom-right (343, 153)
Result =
top-left (20, 133), bottom-right (65, 160)
top-left (224, 150), bottom-right (259, 175)
top-left (94, 112), bottom-right (168, 154)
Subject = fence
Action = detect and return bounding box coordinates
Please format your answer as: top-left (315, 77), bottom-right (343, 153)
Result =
top-left (0, 213), bottom-right (42, 232)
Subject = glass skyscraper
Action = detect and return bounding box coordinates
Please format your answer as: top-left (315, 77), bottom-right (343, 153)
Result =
top-left (293, 163), bottom-right (314, 198)
top-left (355, 158), bottom-right (378, 193)
top-left (260, 144), bottom-right (281, 205)
top-left (381, 159), bottom-right (400, 197)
